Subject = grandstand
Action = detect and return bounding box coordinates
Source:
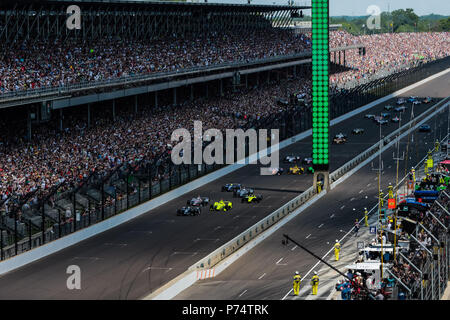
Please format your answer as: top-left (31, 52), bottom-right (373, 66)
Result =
top-left (0, 0), bottom-right (314, 259)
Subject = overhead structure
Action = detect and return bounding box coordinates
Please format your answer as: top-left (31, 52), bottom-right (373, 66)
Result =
top-left (0, 0), bottom-right (310, 43)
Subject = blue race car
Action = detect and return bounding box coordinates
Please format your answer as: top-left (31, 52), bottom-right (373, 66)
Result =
top-left (419, 124), bottom-right (431, 132)
top-left (222, 183), bottom-right (241, 192)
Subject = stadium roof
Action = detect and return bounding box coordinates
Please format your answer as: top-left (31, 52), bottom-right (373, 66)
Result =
top-left (10, 0), bottom-right (310, 11)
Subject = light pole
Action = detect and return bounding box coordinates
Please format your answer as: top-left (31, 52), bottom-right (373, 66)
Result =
top-left (447, 104), bottom-right (449, 158)
top-left (392, 114), bottom-right (404, 261)
top-left (371, 118), bottom-right (384, 278)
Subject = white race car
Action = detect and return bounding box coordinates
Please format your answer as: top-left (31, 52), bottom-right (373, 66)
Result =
top-left (283, 155), bottom-right (301, 163)
top-left (187, 196), bottom-right (209, 207)
top-left (396, 98), bottom-right (406, 105)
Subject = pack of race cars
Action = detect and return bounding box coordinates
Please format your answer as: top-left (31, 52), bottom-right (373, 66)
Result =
top-left (177, 96), bottom-right (434, 216)
top-left (177, 183), bottom-right (264, 216)
top-left (364, 96), bottom-right (432, 128)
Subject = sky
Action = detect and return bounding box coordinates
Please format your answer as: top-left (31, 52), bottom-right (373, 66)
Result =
top-left (184, 0), bottom-right (450, 16)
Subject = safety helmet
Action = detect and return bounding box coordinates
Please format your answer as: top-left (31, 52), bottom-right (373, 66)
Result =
top-left (364, 207), bottom-right (367, 210)
top-left (295, 271), bottom-right (299, 275)
top-left (336, 239), bottom-right (339, 243)
top-left (314, 271), bottom-right (317, 275)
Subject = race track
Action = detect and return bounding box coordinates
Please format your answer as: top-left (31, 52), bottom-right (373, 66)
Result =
top-left (0, 70), bottom-right (449, 300)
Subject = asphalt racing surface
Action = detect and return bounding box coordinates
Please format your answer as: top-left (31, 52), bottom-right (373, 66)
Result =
top-left (175, 105), bottom-right (450, 300)
top-left (0, 71), bottom-right (449, 300)
top-left (175, 74), bottom-right (450, 300)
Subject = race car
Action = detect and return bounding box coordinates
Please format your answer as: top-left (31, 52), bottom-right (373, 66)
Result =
top-left (395, 106), bottom-right (407, 112)
top-left (381, 112), bottom-right (391, 119)
top-left (233, 187), bottom-right (255, 198)
top-left (187, 196), bottom-right (209, 207)
top-left (408, 96), bottom-right (419, 103)
top-left (288, 165), bottom-right (305, 175)
top-left (333, 133), bottom-right (347, 144)
top-left (419, 124), bottom-right (431, 132)
top-left (412, 99), bottom-right (421, 105)
top-left (302, 157), bottom-right (313, 165)
top-left (177, 206), bottom-right (201, 216)
top-left (221, 183), bottom-right (241, 192)
top-left (396, 98), bottom-right (406, 105)
top-left (283, 155), bottom-right (301, 163)
top-left (365, 114), bottom-right (375, 119)
top-left (335, 132), bottom-right (347, 139)
top-left (209, 200), bottom-right (233, 211)
top-left (441, 140), bottom-right (450, 152)
top-left (352, 128), bottom-right (364, 134)
top-left (423, 97), bottom-right (432, 104)
top-left (242, 194), bottom-right (263, 203)
top-left (374, 117), bottom-right (388, 125)
top-left (267, 167), bottom-right (284, 175)
top-left (384, 105), bottom-right (395, 111)
top-left (333, 136), bottom-right (346, 144)
top-left (391, 116), bottom-right (400, 123)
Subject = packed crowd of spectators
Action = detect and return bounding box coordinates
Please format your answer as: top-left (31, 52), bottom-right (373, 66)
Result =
top-left (0, 30), bottom-right (311, 94)
top-left (329, 31), bottom-right (450, 89)
top-left (1, 29), bottom-right (450, 222)
top-left (1, 29), bottom-right (449, 95)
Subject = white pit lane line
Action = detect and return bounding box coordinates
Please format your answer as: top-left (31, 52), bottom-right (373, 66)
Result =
top-left (170, 251), bottom-right (198, 256)
top-left (238, 289), bottom-right (248, 298)
top-left (276, 258), bottom-right (288, 266)
top-left (194, 238), bottom-right (220, 242)
top-left (142, 267), bottom-right (174, 273)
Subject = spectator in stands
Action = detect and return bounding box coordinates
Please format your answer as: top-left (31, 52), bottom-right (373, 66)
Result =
top-left (329, 31), bottom-right (450, 90)
top-left (0, 30), bottom-right (311, 95)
